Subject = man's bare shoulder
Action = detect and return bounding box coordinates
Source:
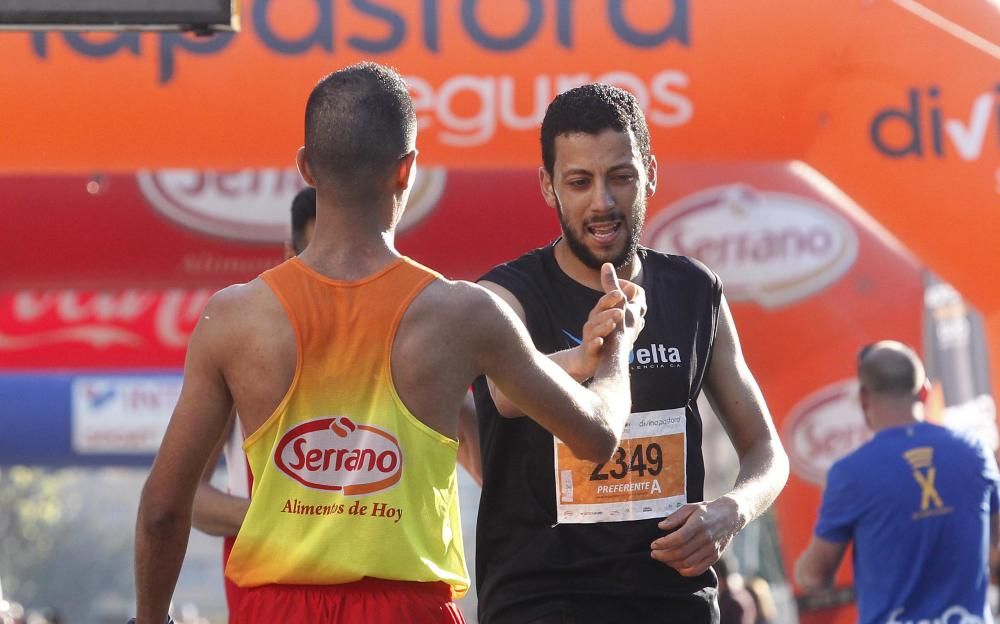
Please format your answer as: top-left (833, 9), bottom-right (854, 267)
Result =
top-left (477, 280), bottom-right (525, 322)
top-left (201, 279), bottom-right (270, 315)
top-left (196, 279), bottom-right (285, 341)
top-left (414, 277), bottom-right (507, 323)
top-left (398, 277), bottom-right (519, 357)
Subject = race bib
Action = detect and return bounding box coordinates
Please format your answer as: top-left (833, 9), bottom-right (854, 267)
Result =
top-left (553, 408), bottom-right (687, 524)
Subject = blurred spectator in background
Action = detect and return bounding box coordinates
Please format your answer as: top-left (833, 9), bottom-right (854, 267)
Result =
top-left (796, 341), bottom-right (998, 624)
top-left (25, 608), bottom-right (62, 624)
top-left (715, 556), bottom-right (757, 624)
top-left (0, 599), bottom-right (25, 624)
top-left (744, 576), bottom-right (777, 624)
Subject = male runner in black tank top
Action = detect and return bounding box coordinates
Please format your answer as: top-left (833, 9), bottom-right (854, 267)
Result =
top-left (472, 84), bottom-right (790, 623)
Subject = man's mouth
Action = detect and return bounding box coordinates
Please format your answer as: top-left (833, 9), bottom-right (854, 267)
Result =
top-left (587, 221), bottom-right (622, 243)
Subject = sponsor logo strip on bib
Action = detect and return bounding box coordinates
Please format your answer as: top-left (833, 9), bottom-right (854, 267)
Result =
top-left (553, 408), bottom-right (686, 524)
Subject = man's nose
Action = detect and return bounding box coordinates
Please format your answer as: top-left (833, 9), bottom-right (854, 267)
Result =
top-left (590, 179), bottom-right (615, 213)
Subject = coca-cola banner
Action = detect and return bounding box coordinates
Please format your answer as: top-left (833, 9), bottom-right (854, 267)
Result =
top-left (0, 289), bottom-right (210, 369)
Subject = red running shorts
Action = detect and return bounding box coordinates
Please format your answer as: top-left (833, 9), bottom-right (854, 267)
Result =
top-left (231, 577), bottom-right (465, 623)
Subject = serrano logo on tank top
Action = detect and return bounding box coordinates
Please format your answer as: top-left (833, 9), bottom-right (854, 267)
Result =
top-left (274, 417), bottom-right (403, 495)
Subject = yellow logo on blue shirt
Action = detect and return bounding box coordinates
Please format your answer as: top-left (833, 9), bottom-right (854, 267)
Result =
top-left (904, 447), bottom-right (953, 520)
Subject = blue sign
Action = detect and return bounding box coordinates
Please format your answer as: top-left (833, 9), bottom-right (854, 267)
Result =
top-left (0, 371), bottom-right (182, 467)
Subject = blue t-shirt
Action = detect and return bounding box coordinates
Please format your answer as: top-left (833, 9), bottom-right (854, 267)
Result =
top-left (816, 422), bottom-right (999, 624)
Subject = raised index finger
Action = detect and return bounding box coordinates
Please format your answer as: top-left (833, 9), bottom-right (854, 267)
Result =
top-left (600, 262), bottom-right (623, 295)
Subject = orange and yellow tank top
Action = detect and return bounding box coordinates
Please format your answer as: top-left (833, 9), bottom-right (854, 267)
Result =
top-left (225, 256), bottom-right (468, 596)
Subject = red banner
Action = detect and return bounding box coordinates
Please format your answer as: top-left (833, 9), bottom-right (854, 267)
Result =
top-left (0, 168), bottom-right (557, 291)
top-left (0, 288), bottom-right (208, 369)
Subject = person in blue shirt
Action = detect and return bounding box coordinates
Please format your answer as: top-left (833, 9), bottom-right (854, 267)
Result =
top-left (796, 340), bottom-right (999, 624)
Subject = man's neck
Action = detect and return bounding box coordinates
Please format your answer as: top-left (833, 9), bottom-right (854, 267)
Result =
top-left (297, 203), bottom-right (400, 281)
top-left (870, 405), bottom-right (924, 432)
top-left (552, 238), bottom-right (642, 291)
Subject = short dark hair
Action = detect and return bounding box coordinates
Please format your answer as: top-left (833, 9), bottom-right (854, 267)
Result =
top-left (304, 62), bottom-right (416, 198)
top-left (857, 341), bottom-right (926, 398)
top-left (540, 83), bottom-right (651, 176)
top-left (290, 187), bottom-right (316, 254)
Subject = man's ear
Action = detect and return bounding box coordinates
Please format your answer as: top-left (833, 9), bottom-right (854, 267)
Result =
top-left (645, 155), bottom-right (658, 198)
top-left (396, 150), bottom-right (417, 190)
top-left (538, 166), bottom-right (558, 209)
top-left (296, 147), bottom-right (317, 188)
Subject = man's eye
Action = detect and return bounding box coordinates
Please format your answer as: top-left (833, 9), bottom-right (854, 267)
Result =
top-left (568, 179), bottom-right (589, 187)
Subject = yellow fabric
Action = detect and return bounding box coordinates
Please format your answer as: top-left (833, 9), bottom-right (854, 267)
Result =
top-left (226, 257), bottom-right (468, 596)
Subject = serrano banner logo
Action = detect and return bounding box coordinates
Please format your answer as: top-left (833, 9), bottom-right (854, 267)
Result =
top-left (647, 184), bottom-right (859, 308)
top-left (137, 167), bottom-right (446, 242)
top-left (274, 417), bottom-right (403, 495)
top-left (782, 380), bottom-right (872, 485)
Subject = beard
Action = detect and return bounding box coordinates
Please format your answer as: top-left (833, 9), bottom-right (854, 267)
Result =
top-left (556, 196), bottom-right (645, 271)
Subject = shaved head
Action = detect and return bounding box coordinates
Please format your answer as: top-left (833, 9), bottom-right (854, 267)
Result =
top-left (857, 341), bottom-right (926, 399)
top-left (304, 62), bottom-right (416, 200)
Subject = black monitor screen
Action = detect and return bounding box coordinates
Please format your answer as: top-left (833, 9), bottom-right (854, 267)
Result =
top-left (0, 0), bottom-right (235, 30)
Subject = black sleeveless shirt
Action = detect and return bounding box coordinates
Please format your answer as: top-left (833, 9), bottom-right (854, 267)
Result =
top-left (473, 243), bottom-right (723, 624)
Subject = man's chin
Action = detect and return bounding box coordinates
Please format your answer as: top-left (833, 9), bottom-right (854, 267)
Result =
top-left (583, 251), bottom-right (630, 271)
top-left (593, 243), bottom-right (635, 268)
top-left (562, 231), bottom-right (633, 270)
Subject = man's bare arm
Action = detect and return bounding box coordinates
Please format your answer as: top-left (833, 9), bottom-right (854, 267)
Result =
top-left (651, 295), bottom-right (789, 576)
top-left (192, 482), bottom-right (250, 537)
top-left (795, 536), bottom-right (849, 592)
top-left (191, 411), bottom-right (249, 537)
top-left (482, 278), bottom-right (645, 418)
top-left (471, 264), bottom-right (636, 462)
top-left (456, 392), bottom-right (482, 486)
top-left (135, 293), bottom-right (236, 624)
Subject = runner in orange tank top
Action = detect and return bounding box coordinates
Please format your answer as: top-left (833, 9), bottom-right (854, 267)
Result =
top-left (188, 187), bottom-right (484, 623)
top-left (133, 62), bottom-right (646, 624)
